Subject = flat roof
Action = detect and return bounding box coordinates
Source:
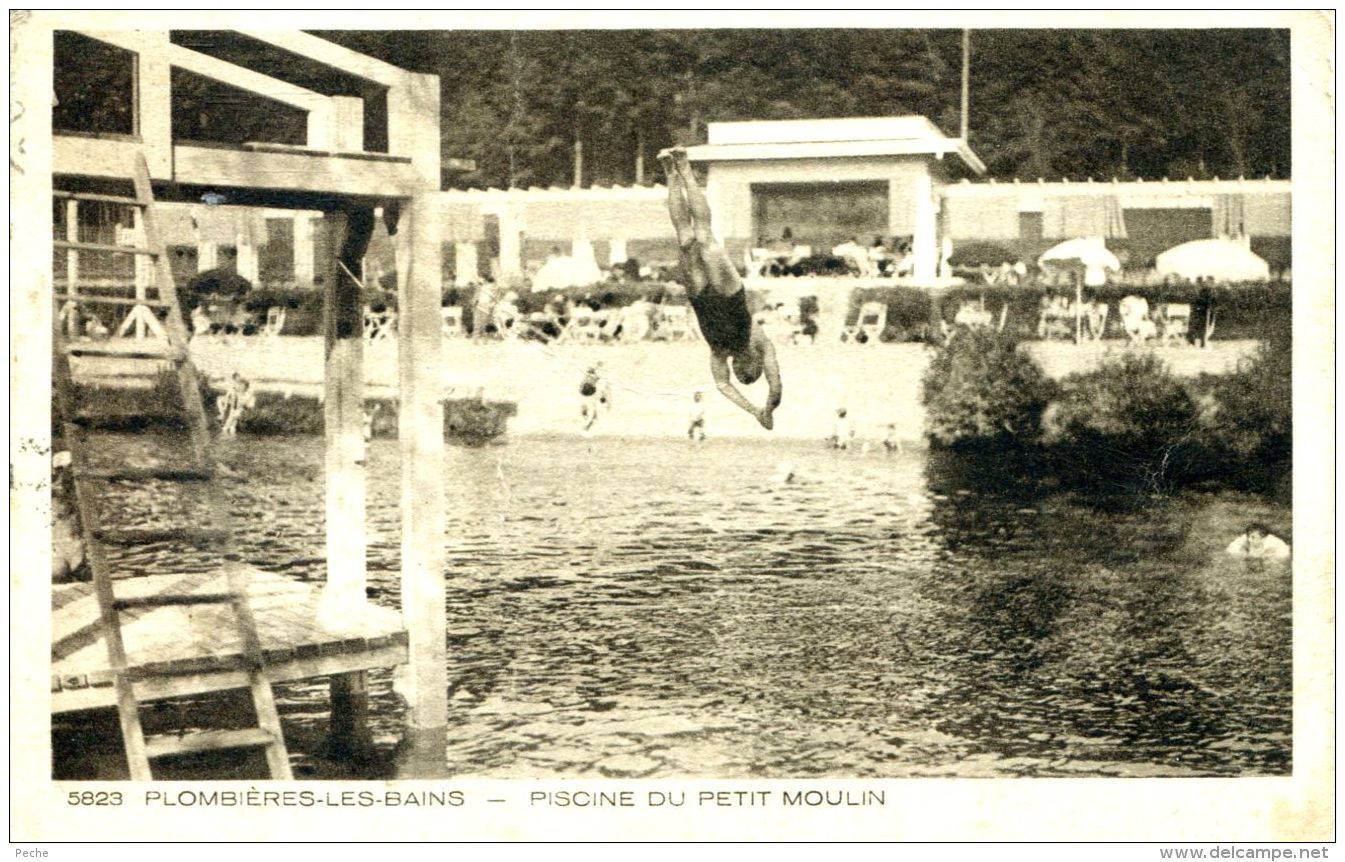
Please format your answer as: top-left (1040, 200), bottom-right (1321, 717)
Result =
top-left (689, 116), bottom-right (985, 175)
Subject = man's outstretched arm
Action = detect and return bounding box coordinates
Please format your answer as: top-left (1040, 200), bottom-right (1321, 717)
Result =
top-left (711, 354), bottom-right (772, 429)
top-left (763, 338), bottom-right (782, 412)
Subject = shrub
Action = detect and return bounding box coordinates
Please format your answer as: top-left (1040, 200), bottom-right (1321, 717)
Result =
top-left (921, 327), bottom-right (1055, 447)
top-left (1042, 352), bottom-right (1199, 490)
top-left (1197, 336), bottom-right (1292, 468)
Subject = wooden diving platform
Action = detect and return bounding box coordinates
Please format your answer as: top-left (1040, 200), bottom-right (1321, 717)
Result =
top-left (52, 570), bottom-right (408, 714)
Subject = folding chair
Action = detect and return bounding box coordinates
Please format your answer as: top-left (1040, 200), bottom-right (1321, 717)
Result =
top-left (440, 305), bottom-right (465, 338)
top-left (1160, 303), bottom-right (1191, 346)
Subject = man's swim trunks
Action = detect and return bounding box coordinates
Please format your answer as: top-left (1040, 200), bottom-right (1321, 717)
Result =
top-left (689, 283), bottom-right (752, 355)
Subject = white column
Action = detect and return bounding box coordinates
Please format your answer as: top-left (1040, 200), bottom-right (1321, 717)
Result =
top-left (912, 170), bottom-right (938, 282)
top-left (454, 242), bottom-right (478, 287)
top-left (197, 242), bottom-right (218, 272)
top-left (236, 228), bottom-right (260, 285)
top-left (293, 213), bottom-right (315, 289)
top-left (608, 238), bottom-right (628, 267)
top-left (496, 205), bottom-right (524, 283)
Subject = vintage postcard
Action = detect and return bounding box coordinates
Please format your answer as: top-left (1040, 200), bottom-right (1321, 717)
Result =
top-left (8, 9), bottom-right (1334, 844)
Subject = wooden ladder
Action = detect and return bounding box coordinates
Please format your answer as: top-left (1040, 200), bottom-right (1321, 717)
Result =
top-left (51, 154), bottom-right (292, 780)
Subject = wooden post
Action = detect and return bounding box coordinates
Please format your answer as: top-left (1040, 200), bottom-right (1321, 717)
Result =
top-left (65, 199), bottom-right (80, 337)
top-left (328, 671), bottom-right (373, 760)
top-left (319, 210), bottom-right (372, 608)
top-left (397, 193), bottom-right (447, 735)
top-left (132, 208), bottom-right (148, 339)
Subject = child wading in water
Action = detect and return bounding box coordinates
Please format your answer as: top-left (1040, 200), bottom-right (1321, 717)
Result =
top-left (688, 390), bottom-right (706, 441)
top-left (659, 146), bottom-right (781, 429)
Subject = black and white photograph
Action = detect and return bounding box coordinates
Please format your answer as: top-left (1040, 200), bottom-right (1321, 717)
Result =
top-left (9, 9), bottom-right (1334, 844)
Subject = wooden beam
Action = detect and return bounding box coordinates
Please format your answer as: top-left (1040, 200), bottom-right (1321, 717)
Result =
top-left (171, 144), bottom-right (421, 197)
top-left (52, 643), bottom-right (408, 713)
top-left (319, 211), bottom-right (372, 605)
top-left (237, 30), bottom-right (410, 87)
top-left (397, 193), bottom-right (447, 733)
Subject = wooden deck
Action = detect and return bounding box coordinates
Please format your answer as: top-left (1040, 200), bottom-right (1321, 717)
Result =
top-left (53, 570), bottom-right (407, 713)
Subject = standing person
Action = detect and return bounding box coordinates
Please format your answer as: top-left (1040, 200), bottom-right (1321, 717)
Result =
top-left (882, 423), bottom-right (903, 454)
top-left (659, 146), bottom-right (782, 429)
top-left (1190, 279), bottom-right (1214, 348)
top-left (579, 364), bottom-right (609, 435)
top-left (218, 372), bottom-right (254, 439)
top-left (687, 390), bottom-right (707, 442)
top-left (830, 407), bottom-right (854, 450)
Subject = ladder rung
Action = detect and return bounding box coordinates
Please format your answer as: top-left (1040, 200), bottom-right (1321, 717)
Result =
top-left (53, 190), bottom-right (144, 207)
top-left (95, 527), bottom-right (228, 547)
top-left (54, 240), bottom-right (158, 257)
top-left (113, 592), bottom-right (236, 610)
top-left (66, 342), bottom-right (184, 361)
top-left (77, 467), bottom-right (214, 483)
top-left (145, 728), bottom-right (274, 759)
top-left (55, 294), bottom-right (172, 308)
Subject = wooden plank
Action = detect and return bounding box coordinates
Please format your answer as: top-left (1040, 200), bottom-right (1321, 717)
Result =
top-left (172, 145), bottom-right (421, 197)
top-left (145, 727), bottom-right (273, 759)
top-left (54, 240), bottom-right (157, 256)
top-left (54, 294), bottom-right (170, 308)
top-left (52, 190), bottom-right (142, 206)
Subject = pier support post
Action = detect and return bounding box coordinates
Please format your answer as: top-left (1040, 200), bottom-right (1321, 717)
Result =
top-left (319, 209), bottom-right (372, 611)
top-left (396, 193), bottom-right (448, 741)
top-left (328, 671), bottom-right (374, 760)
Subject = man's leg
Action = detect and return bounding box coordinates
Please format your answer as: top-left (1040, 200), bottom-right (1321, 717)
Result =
top-left (672, 148), bottom-right (715, 245)
top-left (659, 151), bottom-right (695, 248)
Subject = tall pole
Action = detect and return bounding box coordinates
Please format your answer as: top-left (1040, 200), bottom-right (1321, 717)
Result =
top-left (573, 103), bottom-right (584, 188)
top-left (960, 29), bottom-right (971, 142)
top-left (635, 128), bottom-right (645, 185)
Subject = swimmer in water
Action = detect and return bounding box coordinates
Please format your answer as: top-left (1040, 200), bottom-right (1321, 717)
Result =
top-left (687, 390), bottom-right (706, 442)
top-left (660, 146), bottom-right (781, 429)
top-left (1225, 522), bottom-right (1291, 559)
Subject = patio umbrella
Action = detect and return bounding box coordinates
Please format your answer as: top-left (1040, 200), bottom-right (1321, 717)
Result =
top-left (1155, 238), bottom-right (1270, 282)
top-left (1038, 238), bottom-right (1121, 344)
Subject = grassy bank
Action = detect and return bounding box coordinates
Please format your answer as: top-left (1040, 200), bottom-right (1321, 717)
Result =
top-left (68, 371), bottom-right (517, 444)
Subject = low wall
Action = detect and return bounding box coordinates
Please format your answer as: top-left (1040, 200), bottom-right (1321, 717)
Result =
top-left (184, 335), bottom-right (1262, 443)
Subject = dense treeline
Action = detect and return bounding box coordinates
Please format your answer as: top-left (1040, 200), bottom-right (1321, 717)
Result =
top-left (318, 29), bottom-right (1291, 189)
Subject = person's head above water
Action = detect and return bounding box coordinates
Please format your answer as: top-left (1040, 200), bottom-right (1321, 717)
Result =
top-left (1245, 522), bottom-right (1270, 539)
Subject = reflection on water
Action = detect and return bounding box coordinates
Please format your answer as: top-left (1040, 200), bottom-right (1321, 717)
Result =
top-left (66, 433), bottom-right (1291, 778)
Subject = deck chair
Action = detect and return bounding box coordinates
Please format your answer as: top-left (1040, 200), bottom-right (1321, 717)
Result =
top-left (261, 305), bottom-right (286, 338)
top-left (1085, 302), bottom-right (1109, 341)
top-left (857, 301), bottom-right (887, 343)
top-left (660, 305), bottom-right (694, 341)
top-left (1119, 295), bottom-right (1156, 345)
top-left (953, 299), bottom-right (993, 329)
top-left (439, 305), bottom-right (465, 338)
top-left (1160, 303), bottom-right (1191, 346)
top-left (568, 305), bottom-right (602, 341)
top-left (363, 306), bottom-right (396, 341)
